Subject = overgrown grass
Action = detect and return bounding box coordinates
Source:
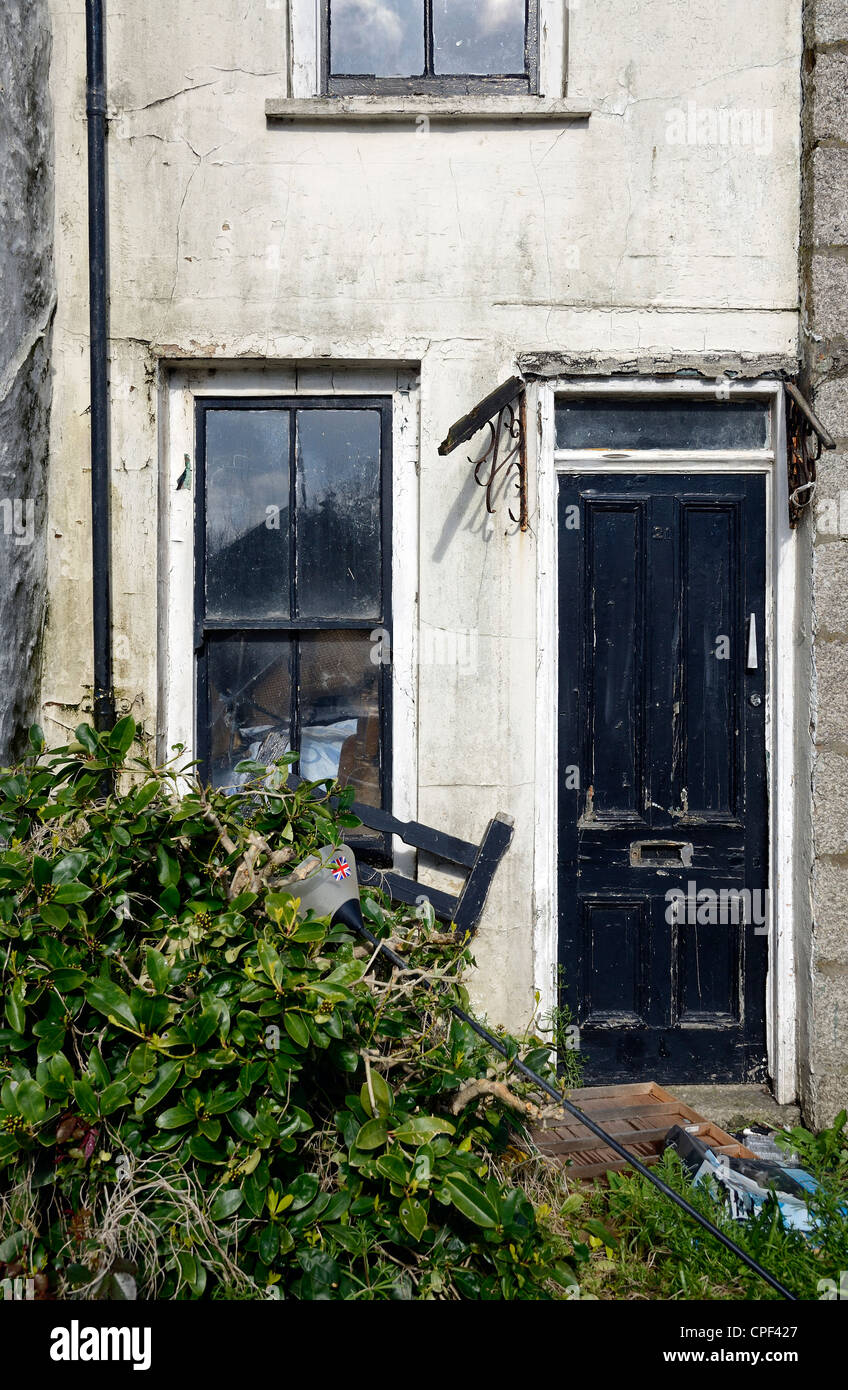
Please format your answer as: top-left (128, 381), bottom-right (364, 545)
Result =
top-left (517, 1117), bottom-right (848, 1301)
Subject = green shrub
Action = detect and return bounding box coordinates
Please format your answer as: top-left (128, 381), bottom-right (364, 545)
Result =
top-left (0, 720), bottom-right (578, 1300)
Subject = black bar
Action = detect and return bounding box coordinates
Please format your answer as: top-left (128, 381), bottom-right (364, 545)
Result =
top-left (452, 813), bottom-right (514, 939)
top-left (350, 800), bottom-right (479, 867)
top-left (85, 0), bottom-right (115, 733)
top-left (347, 915), bottom-right (798, 1303)
top-left (358, 864), bottom-right (458, 921)
top-left (438, 376), bottom-right (524, 455)
top-left (786, 381), bottom-right (836, 450)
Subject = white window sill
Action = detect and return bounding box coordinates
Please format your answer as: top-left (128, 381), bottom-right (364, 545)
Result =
top-left (265, 96), bottom-right (592, 124)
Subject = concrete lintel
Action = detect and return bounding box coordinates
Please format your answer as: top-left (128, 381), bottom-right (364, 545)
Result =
top-left (519, 352), bottom-right (800, 380)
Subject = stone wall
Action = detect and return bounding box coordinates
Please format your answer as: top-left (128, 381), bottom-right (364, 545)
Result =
top-left (803, 0), bottom-right (848, 1124)
top-left (0, 1), bottom-right (54, 762)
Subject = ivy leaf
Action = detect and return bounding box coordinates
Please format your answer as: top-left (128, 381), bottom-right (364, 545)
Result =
top-left (72, 1077), bottom-right (99, 1118)
top-left (257, 940), bottom-right (284, 989)
top-left (109, 716), bottom-right (136, 757)
top-left (98, 1081), bottom-right (130, 1117)
top-left (376, 1154), bottom-right (409, 1185)
top-left (156, 1105), bottom-right (195, 1130)
top-left (399, 1196), bottom-right (427, 1242)
top-left (259, 1224), bottom-right (279, 1264)
top-left (133, 781), bottom-right (160, 813)
top-left (54, 884), bottom-right (92, 904)
top-left (360, 1071), bottom-right (393, 1120)
top-left (156, 845), bottom-right (180, 889)
top-left (285, 1173), bottom-right (319, 1210)
top-left (392, 1115), bottom-right (455, 1146)
top-left (134, 1060), bottom-right (182, 1113)
top-left (442, 1174), bottom-right (498, 1228)
top-left (209, 1188), bottom-right (243, 1221)
top-left (86, 980), bottom-right (138, 1031)
top-left (15, 1077), bottom-right (46, 1126)
top-left (283, 1013), bottom-right (310, 1049)
top-left (52, 851), bottom-right (89, 885)
top-left (187, 1134), bottom-right (227, 1164)
top-left (145, 948), bottom-right (170, 994)
top-left (354, 1119), bottom-right (389, 1151)
top-left (5, 979), bottom-right (25, 1034)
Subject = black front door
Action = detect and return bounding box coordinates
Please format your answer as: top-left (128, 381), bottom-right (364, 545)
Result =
top-left (557, 473), bottom-right (768, 1084)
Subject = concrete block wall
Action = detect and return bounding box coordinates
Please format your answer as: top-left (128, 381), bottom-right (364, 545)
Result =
top-left (803, 0), bottom-right (848, 1124)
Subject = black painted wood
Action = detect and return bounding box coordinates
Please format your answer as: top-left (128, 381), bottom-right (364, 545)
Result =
top-left (355, 801), bottom-right (514, 941)
top-left (557, 473), bottom-right (768, 1084)
top-left (287, 775), bottom-right (513, 939)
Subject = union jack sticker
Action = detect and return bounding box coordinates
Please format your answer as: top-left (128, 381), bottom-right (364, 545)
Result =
top-left (330, 855), bottom-right (351, 882)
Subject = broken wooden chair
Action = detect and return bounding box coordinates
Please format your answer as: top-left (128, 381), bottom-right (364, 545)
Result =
top-left (350, 800), bottom-right (514, 942)
top-left (287, 775), bottom-right (514, 941)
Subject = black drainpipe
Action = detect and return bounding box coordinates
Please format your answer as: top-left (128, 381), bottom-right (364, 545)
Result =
top-left (85, 0), bottom-right (115, 733)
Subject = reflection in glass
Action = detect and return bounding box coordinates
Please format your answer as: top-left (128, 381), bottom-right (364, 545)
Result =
top-left (205, 411), bottom-right (290, 620)
top-left (296, 410), bottom-right (382, 620)
top-left (329, 0), bottom-right (424, 76)
top-left (433, 0), bottom-right (526, 75)
top-left (299, 630), bottom-right (381, 806)
top-left (555, 399), bottom-right (769, 452)
top-left (207, 635), bottom-right (292, 789)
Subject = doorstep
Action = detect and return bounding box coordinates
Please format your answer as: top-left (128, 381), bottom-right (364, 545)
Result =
top-left (672, 1084), bottom-right (801, 1133)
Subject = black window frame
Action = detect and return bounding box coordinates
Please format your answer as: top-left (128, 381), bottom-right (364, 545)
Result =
top-left (321, 0), bottom-right (540, 96)
top-left (194, 395), bottom-right (393, 858)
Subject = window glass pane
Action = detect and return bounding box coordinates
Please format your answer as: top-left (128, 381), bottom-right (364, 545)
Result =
top-left (433, 0), bottom-right (526, 75)
top-left (207, 634), bottom-right (292, 790)
top-left (555, 398), bottom-right (769, 451)
top-left (296, 409), bottom-right (382, 620)
top-left (329, 0), bottom-right (424, 77)
top-left (205, 410), bottom-right (290, 621)
top-left (299, 630), bottom-right (381, 807)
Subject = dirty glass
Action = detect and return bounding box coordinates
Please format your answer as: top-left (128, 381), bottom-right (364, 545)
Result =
top-left (205, 410), bottom-right (290, 621)
top-left (329, 0), bottom-right (425, 76)
top-left (206, 634), bottom-right (292, 789)
top-left (555, 398), bottom-right (769, 452)
top-left (299, 630), bottom-right (381, 805)
top-left (433, 0), bottom-right (526, 75)
top-left (296, 409), bottom-right (382, 620)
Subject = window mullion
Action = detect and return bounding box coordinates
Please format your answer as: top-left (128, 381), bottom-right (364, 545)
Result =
top-left (424, 0), bottom-right (434, 78)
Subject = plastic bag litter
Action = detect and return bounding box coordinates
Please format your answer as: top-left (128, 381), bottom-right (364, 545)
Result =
top-left (664, 1124), bottom-right (822, 1235)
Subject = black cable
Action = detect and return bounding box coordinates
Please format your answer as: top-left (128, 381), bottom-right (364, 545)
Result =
top-left (350, 915), bottom-right (798, 1302)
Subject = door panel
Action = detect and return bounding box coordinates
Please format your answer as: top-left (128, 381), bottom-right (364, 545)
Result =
top-left (557, 473), bottom-right (768, 1084)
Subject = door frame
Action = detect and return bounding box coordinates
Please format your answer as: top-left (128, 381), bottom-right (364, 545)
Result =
top-left (531, 377), bottom-right (798, 1102)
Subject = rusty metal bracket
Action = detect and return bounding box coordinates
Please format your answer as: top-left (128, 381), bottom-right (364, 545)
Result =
top-left (786, 382), bottom-right (835, 528)
top-left (438, 375), bottom-right (528, 532)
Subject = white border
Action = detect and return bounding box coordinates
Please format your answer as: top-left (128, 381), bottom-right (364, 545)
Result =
top-left (532, 377), bottom-right (797, 1102)
top-left (289, 0), bottom-right (567, 98)
top-left (160, 363), bottom-right (420, 873)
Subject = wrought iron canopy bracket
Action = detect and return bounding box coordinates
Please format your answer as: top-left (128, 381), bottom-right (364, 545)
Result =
top-left (438, 375), bottom-right (528, 532)
top-left (786, 381), bottom-right (835, 528)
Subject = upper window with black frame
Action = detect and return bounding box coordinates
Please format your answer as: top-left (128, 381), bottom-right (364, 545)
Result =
top-left (323, 0), bottom-right (539, 94)
top-left (195, 398), bottom-right (392, 829)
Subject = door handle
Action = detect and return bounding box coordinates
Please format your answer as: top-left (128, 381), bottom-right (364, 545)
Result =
top-left (630, 840), bottom-right (694, 868)
top-left (747, 613), bottom-right (758, 671)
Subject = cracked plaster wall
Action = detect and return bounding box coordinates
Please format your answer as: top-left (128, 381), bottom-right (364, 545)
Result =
top-left (43, 0), bottom-right (803, 1034)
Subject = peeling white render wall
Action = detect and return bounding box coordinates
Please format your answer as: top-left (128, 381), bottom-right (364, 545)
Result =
top-left (0, 0), bottom-right (54, 761)
top-left (43, 0), bottom-right (803, 1037)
